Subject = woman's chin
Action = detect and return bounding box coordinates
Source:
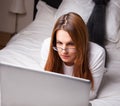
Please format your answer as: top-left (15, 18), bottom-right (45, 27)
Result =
top-left (63, 60), bottom-right (74, 66)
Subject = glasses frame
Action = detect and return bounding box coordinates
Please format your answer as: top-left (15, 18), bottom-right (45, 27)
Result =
top-left (53, 46), bottom-right (76, 53)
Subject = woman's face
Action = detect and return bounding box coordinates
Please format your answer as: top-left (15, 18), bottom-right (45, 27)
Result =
top-left (56, 30), bottom-right (76, 66)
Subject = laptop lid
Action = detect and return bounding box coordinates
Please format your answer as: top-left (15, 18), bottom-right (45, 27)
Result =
top-left (0, 63), bottom-right (91, 106)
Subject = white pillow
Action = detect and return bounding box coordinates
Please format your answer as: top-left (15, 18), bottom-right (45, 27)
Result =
top-left (34, 1), bottom-right (57, 34)
top-left (106, 0), bottom-right (120, 43)
top-left (35, 1), bottom-right (56, 21)
top-left (55, 0), bottom-right (94, 23)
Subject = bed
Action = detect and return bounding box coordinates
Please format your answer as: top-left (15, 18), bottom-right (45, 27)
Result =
top-left (0, 0), bottom-right (120, 106)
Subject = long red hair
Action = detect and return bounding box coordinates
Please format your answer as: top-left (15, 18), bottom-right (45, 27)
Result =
top-left (44, 12), bottom-right (94, 89)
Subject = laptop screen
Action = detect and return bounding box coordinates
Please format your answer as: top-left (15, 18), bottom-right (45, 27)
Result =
top-left (0, 63), bottom-right (90, 106)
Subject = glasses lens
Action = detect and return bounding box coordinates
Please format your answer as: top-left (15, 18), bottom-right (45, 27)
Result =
top-left (53, 46), bottom-right (76, 53)
top-left (68, 48), bottom-right (76, 52)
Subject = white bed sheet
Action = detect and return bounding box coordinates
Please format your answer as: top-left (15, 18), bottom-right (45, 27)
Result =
top-left (0, 19), bottom-right (54, 70)
top-left (90, 43), bottom-right (120, 106)
top-left (91, 71), bottom-right (120, 106)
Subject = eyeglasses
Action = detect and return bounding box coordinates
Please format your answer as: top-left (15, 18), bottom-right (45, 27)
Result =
top-left (53, 46), bottom-right (76, 53)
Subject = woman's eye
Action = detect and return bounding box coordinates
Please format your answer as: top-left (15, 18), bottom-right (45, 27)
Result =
top-left (68, 42), bottom-right (75, 46)
top-left (56, 41), bottom-right (62, 45)
top-left (56, 41), bottom-right (75, 47)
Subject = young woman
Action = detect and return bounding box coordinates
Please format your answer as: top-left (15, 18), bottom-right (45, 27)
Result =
top-left (40, 12), bottom-right (106, 100)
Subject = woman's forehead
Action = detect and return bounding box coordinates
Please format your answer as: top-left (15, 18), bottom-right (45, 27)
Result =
top-left (56, 30), bottom-right (73, 42)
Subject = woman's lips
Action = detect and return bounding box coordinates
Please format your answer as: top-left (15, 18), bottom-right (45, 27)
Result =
top-left (61, 55), bottom-right (69, 59)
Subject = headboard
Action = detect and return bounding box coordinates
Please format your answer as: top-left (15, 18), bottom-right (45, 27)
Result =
top-left (33, 0), bottom-right (62, 19)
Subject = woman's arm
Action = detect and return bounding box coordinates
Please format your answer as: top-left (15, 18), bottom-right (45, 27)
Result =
top-left (40, 37), bottom-right (51, 69)
top-left (89, 42), bottom-right (106, 100)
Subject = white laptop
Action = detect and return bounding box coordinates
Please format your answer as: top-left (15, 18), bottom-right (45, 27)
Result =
top-left (0, 63), bottom-right (91, 106)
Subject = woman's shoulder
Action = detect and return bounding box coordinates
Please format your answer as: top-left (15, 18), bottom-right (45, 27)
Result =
top-left (89, 42), bottom-right (106, 70)
top-left (43, 37), bottom-right (51, 43)
top-left (41, 37), bottom-right (51, 51)
top-left (89, 42), bottom-right (105, 55)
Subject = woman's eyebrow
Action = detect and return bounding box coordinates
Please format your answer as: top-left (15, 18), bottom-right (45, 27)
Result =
top-left (56, 40), bottom-right (74, 45)
top-left (56, 40), bottom-right (62, 43)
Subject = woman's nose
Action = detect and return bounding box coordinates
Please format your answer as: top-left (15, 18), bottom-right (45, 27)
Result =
top-left (61, 45), bottom-right (68, 53)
